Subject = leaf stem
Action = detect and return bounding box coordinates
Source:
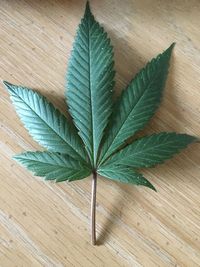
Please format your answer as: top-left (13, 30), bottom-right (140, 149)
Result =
top-left (91, 171), bottom-right (97, 245)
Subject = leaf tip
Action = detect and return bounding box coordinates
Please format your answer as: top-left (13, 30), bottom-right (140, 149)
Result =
top-left (85, 1), bottom-right (91, 15)
top-left (182, 134), bottom-right (199, 145)
top-left (170, 42), bottom-right (176, 49)
top-left (166, 42), bottom-right (176, 56)
top-left (144, 180), bottom-right (157, 192)
top-left (3, 80), bottom-right (12, 88)
top-left (142, 177), bottom-right (157, 192)
top-left (12, 154), bottom-right (19, 161)
top-left (3, 80), bottom-right (16, 94)
top-left (151, 185), bottom-right (157, 192)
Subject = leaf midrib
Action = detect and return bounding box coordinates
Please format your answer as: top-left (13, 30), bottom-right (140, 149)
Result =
top-left (112, 138), bottom-right (183, 164)
top-left (17, 156), bottom-right (78, 169)
top-left (87, 14), bottom-right (95, 167)
top-left (26, 160), bottom-right (75, 169)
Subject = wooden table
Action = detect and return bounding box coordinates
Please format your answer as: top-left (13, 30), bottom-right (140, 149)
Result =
top-left (0, 1), bottom-right (200, 266)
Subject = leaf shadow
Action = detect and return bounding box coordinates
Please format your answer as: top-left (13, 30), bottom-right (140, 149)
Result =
top-left (96, 181), bottom-right (128, 246)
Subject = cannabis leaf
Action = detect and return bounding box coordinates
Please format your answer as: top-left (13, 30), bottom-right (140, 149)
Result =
top-left (4, 2), bottom-right (197, 246)
top-left (14, 152), bottom-right (91, 182)
top-left (66, 3), bottom-right (115, 166)
top-left (98, 165), bottom-right (156, 191)
top-left (102, 132), bottom-right (196, 168)
top-left (98, 44), bottom-right (174, 164)
top-left (4, 81), bottom-right (87, 162)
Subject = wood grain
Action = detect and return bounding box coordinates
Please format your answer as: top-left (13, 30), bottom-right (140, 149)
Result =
top-left (0, 1), bottom-right (200, 266)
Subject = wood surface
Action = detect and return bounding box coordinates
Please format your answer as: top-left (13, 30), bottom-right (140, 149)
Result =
top-left (0, 1), bottom-right (200, 266)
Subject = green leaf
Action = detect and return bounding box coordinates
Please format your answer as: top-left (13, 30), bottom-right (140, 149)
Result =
top-left (99, 44), bottom-right (174, 164)
top-left (14, 152), bottom-right (91, 182)
top-left (66, 2), bottom-right (115, 167)
top-left (98, 165), bottom-right (156, 191)
top-left (103, 132), bottom-right (197, 168)
top-left (4, 81), bottom-right (87, 162)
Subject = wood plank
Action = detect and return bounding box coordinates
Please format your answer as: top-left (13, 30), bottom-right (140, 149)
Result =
top-left (0, 0), bottom-right (200, 266)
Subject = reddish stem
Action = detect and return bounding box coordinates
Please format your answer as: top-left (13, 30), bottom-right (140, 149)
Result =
top-left (91, 171), bottom-right (97, 245)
